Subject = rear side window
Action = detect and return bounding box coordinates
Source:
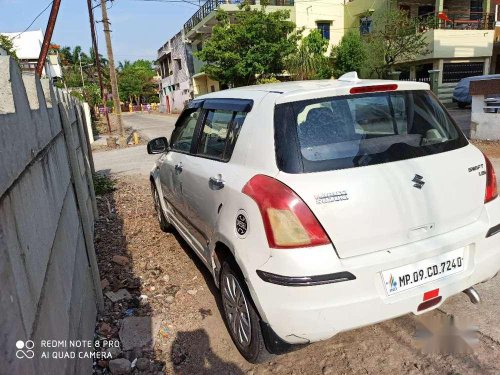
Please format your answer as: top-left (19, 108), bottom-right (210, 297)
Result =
top-left (196, 109), bottom-right (247, 161)
top-left (275, 90), bottom-right (468, 173)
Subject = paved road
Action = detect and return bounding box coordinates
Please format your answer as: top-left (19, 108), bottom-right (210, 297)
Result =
top-left (94, 112), bottom-right (179, 176)
top-left (120, 112), bottom-right (178, 140)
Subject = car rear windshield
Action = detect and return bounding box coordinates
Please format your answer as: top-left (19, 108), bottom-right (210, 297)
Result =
top-left (274, 90), bottom-right (468, 173)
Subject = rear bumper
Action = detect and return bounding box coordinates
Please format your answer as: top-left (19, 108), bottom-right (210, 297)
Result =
top-left (247, 200), bottom-right (500, 345)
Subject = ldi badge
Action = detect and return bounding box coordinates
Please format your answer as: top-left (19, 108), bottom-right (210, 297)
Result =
top-left (468, 164), bottom-right (485, 176)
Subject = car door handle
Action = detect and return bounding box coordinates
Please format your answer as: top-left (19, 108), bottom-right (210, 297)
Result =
top-left (174, 163), bottom-right (183, 173)
top-left (209, 175), bottom-right (224, 190)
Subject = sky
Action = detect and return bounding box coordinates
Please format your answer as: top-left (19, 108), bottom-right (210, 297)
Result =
top-left (0, 0), bottom-right (198, 62)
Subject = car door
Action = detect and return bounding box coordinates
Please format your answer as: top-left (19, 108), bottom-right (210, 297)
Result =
top-left (158, 107), bottom-right (201, 229)
top-left (180, 100), bottom-right (250, 261)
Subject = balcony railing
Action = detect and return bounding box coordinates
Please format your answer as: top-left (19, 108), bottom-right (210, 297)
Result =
top-left (183, 0), bottom-right (294, 34)
top-left (422, 11), bottom-right (495, 30)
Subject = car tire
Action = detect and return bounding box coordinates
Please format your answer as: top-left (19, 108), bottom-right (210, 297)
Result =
top-left (151, 182), bottom-right (170, 232)
top-left (220, 260), bottom-right (272, 364)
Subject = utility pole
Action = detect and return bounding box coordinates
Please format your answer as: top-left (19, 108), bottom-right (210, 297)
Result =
top-left (99, 0), bottom-right (124, 141)
top-left (36, 0), bottom-right (61, 78)
top-left (86, 0), bottom-right (112, 134)
top-left (78, 54), bottom-right (85, 87)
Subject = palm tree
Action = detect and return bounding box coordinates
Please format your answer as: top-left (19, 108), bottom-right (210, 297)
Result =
top-left (117, 60), bottom-right (131, 72)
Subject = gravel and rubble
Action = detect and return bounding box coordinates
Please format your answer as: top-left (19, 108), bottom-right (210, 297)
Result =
top-left (93, 176), bottom-right (500, 375)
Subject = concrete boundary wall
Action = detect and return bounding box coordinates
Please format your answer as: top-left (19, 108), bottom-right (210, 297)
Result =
top-left (0, 56), bottom-right (102, 374)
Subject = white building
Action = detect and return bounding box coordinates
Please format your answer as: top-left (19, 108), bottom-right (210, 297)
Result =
top-left (157, 31), bottom-right (195, 113)
top-left (0, 30), bottom-right (62, 81)
top-left (157, 0), bottom-right (346, 107)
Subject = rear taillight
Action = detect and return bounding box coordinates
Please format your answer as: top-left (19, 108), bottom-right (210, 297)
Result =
top-left (484, 154), bottom-right (498, 203)
top-left (242, 175), bottom-right (330, 249)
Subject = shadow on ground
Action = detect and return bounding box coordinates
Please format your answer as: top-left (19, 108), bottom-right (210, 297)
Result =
top-left (93, 172), bottom-right (241, 374)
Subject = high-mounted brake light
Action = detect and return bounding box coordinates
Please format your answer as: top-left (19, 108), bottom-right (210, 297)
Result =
top-left (242, 175), bottom-right (330, 249)
top-left (350, 84), bottom-right (398, 94)
top-left (484, 154), bottom-right (498, 203)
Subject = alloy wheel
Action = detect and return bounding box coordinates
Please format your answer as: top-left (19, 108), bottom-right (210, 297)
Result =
top-left (222, 273), bottom-right (252, 347)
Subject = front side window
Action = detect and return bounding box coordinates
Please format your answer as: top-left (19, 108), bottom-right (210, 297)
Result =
top-left (275, 90), bottom-right (468, 173)
top-left (196, 109), bottom-right (247, 161)
top-left (170, 109), bottom-right (200, 152)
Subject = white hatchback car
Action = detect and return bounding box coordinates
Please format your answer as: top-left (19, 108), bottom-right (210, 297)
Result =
top-left (147, 74), bottom-right (500, 363)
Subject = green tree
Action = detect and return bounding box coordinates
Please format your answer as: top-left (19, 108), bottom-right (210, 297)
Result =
top-left (285, 29), bottom-right (332, 80)
top-left (195, 4), bottom-right (298, 87)
top-left (331, 31), bottom-right (367, 77)
top-left (0, 34), bottom-right (18, 62)
top-left (363, 9), bottom-right (431, 78)
top-left (117, 59), bottom-right (157, 104)
top-left (56, 45), bottom-right (110, 89)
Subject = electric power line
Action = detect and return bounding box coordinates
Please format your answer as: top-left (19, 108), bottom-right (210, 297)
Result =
top-left (12, 1), bottom-right (55, 40)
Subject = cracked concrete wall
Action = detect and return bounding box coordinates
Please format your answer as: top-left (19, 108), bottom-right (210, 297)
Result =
top-left (470, 94), bottom-right (500, 140)
top-left (0, 56), bottom-right (98, 374)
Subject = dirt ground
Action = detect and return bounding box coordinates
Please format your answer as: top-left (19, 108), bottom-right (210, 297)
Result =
top-left (93, 175), bottom-right (500, 375)
top-left (470, 140), bottom-right (500, 159)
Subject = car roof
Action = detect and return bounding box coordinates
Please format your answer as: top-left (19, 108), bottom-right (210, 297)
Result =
top-left (196, 76), bottom-right (429, 103)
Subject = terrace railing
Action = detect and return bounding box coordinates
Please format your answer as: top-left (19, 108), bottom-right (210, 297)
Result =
top-left (183, 0), bottom-right (294, 34)
top-left (422, 11), bottom-right (495, 30)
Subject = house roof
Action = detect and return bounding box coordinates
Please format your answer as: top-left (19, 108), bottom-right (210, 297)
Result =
top-left (0, 30), bottom-right (44, 60)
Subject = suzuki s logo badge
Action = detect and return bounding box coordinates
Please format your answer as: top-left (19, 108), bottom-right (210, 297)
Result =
top-left (412, 174), bottom-right (425, 189)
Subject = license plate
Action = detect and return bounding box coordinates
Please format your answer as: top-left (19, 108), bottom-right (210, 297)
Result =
top-left (381, 248), bottom-right (465, 296)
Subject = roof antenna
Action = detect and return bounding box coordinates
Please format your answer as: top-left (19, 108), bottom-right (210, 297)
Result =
top-left (338, 71), bottom-right (360, 82)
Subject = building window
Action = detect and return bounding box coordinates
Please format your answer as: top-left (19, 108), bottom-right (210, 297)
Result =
top-left (359, 16), bottom-right (372, 35)
top-left (417, 5), bottom-right (434, 19)
top-left (316, 22), bottom-right (330, 40)
top-left (470, 0), bottom-right (483, 20)
top-left (160, 59), bottom-right (170, 78)
top-left (442, 62), bottom-right (484, 83)
top-left (176, 59), bottom-right (182, 70)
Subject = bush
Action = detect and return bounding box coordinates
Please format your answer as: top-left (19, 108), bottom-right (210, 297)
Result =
top-left (331, 32), bottom-right (367, 78)
top-left (256, 76), bottom-right (281, 84)
top-left (285, 30), bottom-right (333, 80)
top-left (93, 173), bottom-right (115, 195)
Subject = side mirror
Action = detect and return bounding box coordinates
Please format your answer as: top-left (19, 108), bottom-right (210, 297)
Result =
top-left (147, 137), bottom-right (169, 154)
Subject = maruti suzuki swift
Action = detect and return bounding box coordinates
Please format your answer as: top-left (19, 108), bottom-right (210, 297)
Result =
top-left (147, 73), bottom-right (500, 363)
